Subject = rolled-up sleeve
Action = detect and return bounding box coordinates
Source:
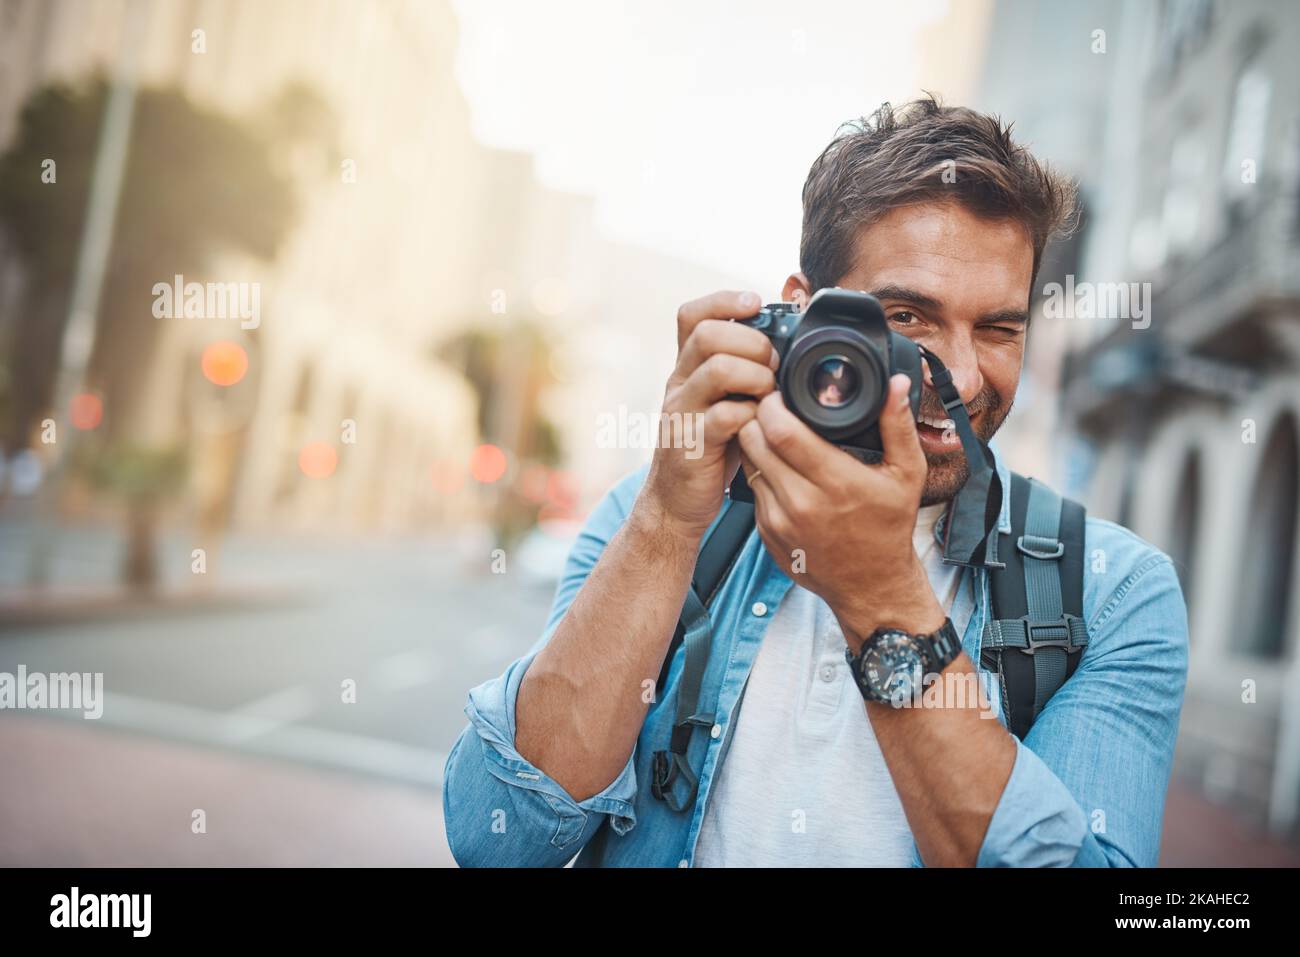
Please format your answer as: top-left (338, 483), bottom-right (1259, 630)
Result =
top-left (977, 552), bottom-right (1189, 867)
top-left (442, 465), bottom-right (648, 868)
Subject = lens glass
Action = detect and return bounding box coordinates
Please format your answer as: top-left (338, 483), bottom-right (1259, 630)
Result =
top-left (810, 355), bottom-right (859, 409)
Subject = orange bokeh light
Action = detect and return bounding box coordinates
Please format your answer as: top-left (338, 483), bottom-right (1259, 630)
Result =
top-left (298, 442), bottom-right (338, 478)
top-left (469, 444), bottom-right (508, 484)
top-left (69, 393), bottom-right (103, 431)
top-left (201, 340), bottom-right (249, 386)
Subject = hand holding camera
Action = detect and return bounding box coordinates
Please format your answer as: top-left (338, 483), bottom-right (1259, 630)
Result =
top-left (729, 287), bottom-right (923, 467)
top-left (639, 290), bottom-right (780, 538)
top-left (737, 379), bottom-right (946, 649)
top-left (730, 288), bottom-right (946, 645)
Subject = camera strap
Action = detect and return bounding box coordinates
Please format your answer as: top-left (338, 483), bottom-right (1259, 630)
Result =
top-left (917, 346), bottom-right (1004, 570)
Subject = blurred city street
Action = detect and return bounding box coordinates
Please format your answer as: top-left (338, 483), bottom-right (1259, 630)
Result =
top-left (0, 513), bottom-right (557, 866)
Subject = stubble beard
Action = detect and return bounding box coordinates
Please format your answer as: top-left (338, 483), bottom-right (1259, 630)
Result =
top-left (918, 389), bottom-right (1013, 508)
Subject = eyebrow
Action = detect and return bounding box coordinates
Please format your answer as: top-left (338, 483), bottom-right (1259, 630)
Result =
top-left (869, 284), bottom-right (943, 312)
top-left (868, 284), bottom-right (1030, 326)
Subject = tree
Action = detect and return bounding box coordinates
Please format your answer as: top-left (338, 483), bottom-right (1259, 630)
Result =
top-left (0, 75), bottom-right (332, 586)
top-left (438, 320), bottom-right (565, 547)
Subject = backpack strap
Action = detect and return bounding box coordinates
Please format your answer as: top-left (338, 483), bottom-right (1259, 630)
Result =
top-left (649, 486), bottom-right (755, 811)
top-left (980, 472), bottom-right (1088, 740)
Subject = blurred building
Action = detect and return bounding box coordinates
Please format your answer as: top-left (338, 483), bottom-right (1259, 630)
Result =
top-left (0, 0), bottom-right (481, 535)
top-left (968, 0), bottom-right (1129, 481)
top-left (979, 0), bottom-right (1300, 839)
top-left (0, 0), bottom-right (740, 544)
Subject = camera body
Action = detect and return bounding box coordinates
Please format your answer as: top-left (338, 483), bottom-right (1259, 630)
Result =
top-left (735, 287), bottom-right (923, 462)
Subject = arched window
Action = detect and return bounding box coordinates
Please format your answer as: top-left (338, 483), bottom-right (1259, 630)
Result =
top-left (1167, 449), bottom-right (1202, 622)
top-left (1235, 414), bottom-right (1299, 658)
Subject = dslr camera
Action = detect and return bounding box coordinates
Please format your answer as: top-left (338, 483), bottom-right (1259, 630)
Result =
top-left (733, 287), bottom-right (923, 462)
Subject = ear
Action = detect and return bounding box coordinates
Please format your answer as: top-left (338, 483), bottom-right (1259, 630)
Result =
top-left (782, 272), bottom-right (813, 309)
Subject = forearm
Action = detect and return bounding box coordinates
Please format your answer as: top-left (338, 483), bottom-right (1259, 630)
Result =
top-left (865, 652), bottom-right (1016, 866)
top-left (515, 492), bottom-right (701, 802)
top-left (836, 560), bottom-right (1016, 867)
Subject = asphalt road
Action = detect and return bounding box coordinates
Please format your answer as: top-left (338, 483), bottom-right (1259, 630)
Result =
top-left (2, 521), bottom-right (556, 759)
top-left (0, 518), bottom-right (560, 865)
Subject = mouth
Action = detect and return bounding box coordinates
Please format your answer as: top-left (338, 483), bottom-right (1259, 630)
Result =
top-left (916, 411), bottom-right (964, 454)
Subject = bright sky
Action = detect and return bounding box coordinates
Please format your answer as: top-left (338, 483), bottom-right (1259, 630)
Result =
top-left (451, 0), bottom-right (950, 293)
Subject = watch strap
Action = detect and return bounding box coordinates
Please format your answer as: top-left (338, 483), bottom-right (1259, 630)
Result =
top-left (921, 618), bottom-right (962, 672)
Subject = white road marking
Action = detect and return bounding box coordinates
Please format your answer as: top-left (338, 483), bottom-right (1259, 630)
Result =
top-left (370, 650), bottom-right (440, 691)
top-left (37, 691), bottom-right (447, 789)
top-left (222, 685), bottom-right (317, 742)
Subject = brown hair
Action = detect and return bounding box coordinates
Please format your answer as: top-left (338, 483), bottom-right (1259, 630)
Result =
top-left (799, 94), bottom-right (1079, 294)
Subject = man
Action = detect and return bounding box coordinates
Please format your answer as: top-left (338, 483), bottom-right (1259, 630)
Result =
top-left (442, 97), bottom-right (1189, 867)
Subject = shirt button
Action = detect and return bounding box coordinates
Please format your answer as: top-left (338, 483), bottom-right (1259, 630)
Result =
top-left (710, 723), bottom-right (722, 739)
top-left (751, 601), bottom-right (768, 617)
top-left (678, 859), bottom-right (689, 868)
top-left (820, 664), bottom-right (837, 682)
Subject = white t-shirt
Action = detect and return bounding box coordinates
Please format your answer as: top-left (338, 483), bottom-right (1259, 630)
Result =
top-left (693, 503), bottom-right (970, 867)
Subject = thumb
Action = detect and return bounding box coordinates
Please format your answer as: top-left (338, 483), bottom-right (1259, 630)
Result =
top-left (880, 373), bottom-right (926, 479)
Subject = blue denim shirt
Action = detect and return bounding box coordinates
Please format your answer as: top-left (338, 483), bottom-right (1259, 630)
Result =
top-left (442, 445), bottom-right (1189, 867)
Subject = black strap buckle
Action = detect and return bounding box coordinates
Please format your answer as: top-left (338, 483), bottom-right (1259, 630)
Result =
top-left (650, 713), bottom-right (713, 811)
top-left (1018, 617), bottom-right (1074, 654)
top-left (650, 750), bottom-right (698, 812)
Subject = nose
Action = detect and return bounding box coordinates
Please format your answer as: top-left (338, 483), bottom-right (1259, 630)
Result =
top-left (920, 328), bottom-right (985, 410)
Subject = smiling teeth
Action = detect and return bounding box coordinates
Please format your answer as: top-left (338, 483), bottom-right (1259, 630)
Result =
top-left (919, 415), bottom-right (955, 431)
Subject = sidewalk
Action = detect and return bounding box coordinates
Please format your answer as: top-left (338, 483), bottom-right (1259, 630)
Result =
top-left (5, 712), bottom-right (1297, 867)
top-left (0, 715), bottom-right (454, 867)
top-left (0, 582), bottom-right (307, 629)
top-left (1160, 774), bottom-right (1300, 867)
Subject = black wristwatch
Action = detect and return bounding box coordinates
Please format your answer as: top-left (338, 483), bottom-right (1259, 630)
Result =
top-left (844, 618), bottom-right (962, 704)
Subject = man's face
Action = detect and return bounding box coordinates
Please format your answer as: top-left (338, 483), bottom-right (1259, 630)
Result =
top-left (788, 200), bottom-right (1034, 506)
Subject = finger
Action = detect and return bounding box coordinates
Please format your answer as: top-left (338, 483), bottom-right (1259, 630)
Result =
top-left (676, 318), bottom-right (779, 379)
top-left (753, 391), bottom-right (852, 481)
top-left (699, 399), bottom-right (758, 449)
top-left (679, 354), bottom-right (776, 408)
top-left (750, 482), bottom-right (795, 564)
top-left (879, 373), bottom-right (927, 480)
top-left (676, 290), bottom-right (762, 350)
top-left (736, 418), bottom-right (817, 514)
top-left (739, 448), bottom-right (790, 540)
top-left (738, 448), bottom-right (758, 489)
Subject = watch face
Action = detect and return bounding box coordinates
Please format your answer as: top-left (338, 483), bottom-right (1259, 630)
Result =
top-left (857, 631), bottom-right (927, 703)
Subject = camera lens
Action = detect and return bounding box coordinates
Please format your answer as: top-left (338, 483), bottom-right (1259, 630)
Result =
top-left (780, 326), bottom-right (886, 442)
top-left (810, 355), bottom-right (859, 409)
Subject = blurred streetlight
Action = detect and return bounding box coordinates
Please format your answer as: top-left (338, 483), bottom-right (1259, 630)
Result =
top-left (26, 0), bottom-right (150, 587)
